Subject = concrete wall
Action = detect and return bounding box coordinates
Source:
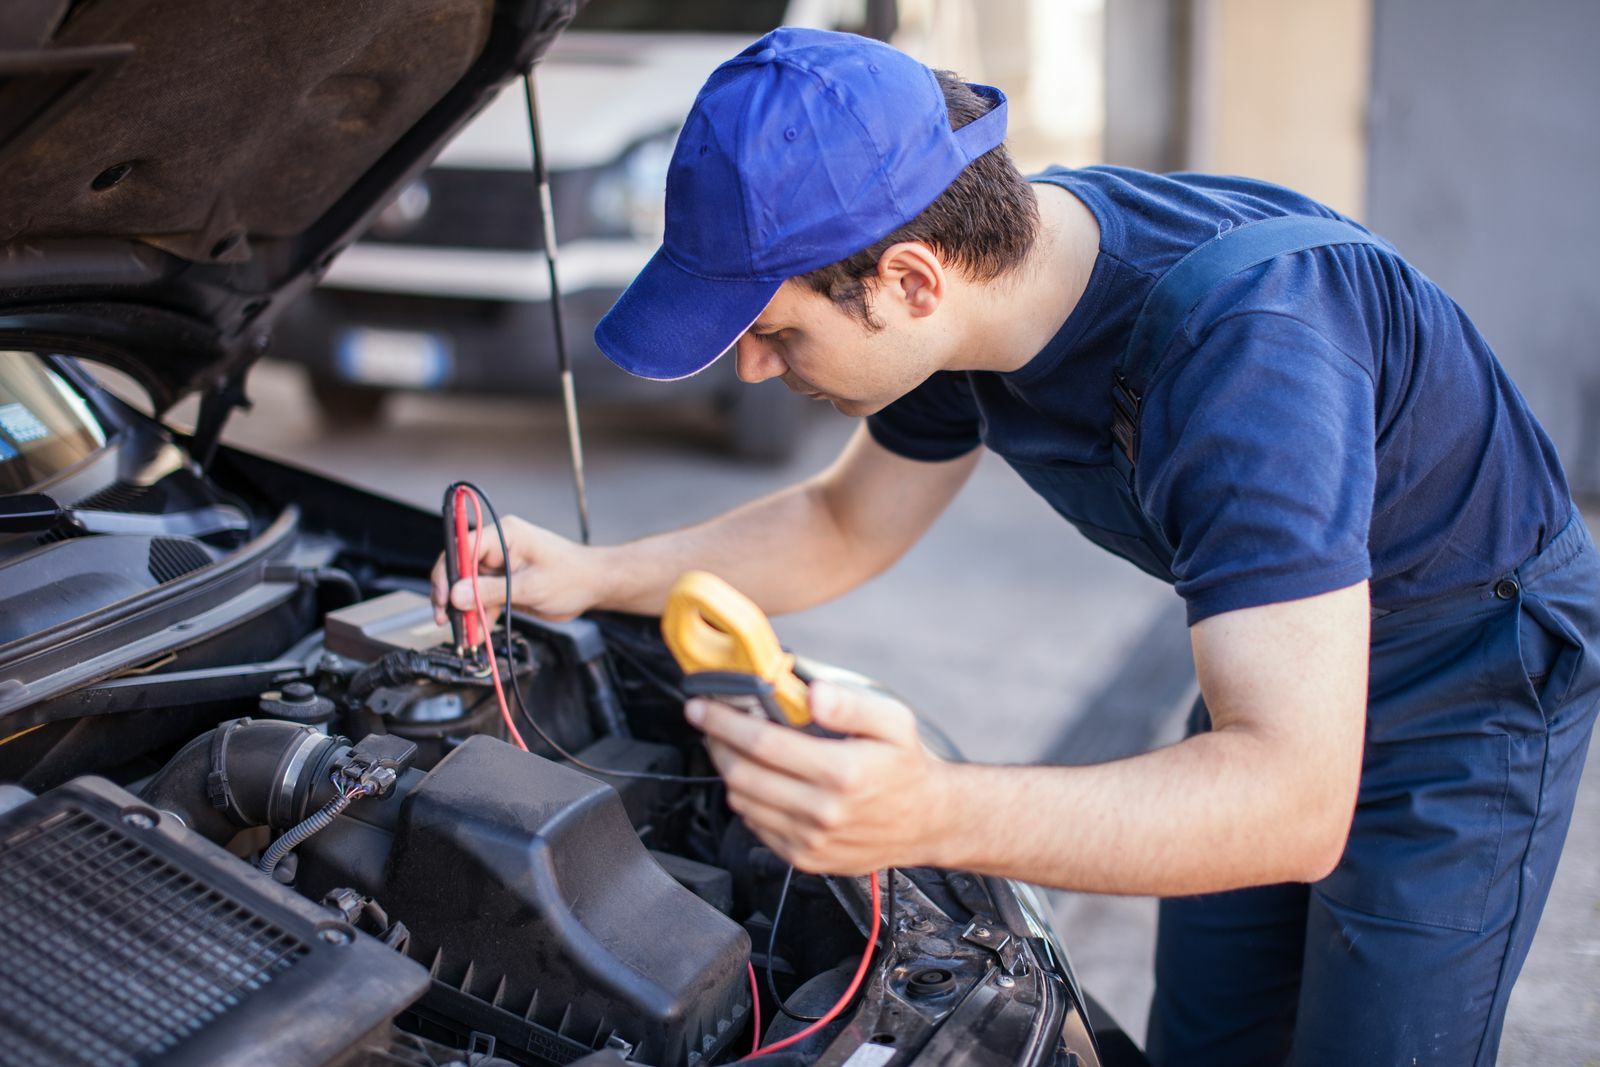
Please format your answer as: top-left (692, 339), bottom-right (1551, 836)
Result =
top-left (1105, 0), bottom-right (1370, 216)
top-left (1366, 0), bottom-right (1600, 495)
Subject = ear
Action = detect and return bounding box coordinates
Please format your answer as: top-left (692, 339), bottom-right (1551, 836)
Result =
top-left (873, 241), bottom-right (946, 320)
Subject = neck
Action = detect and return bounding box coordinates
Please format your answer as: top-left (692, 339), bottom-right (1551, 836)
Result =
top-left (952, 183), bottom-right (1101, 374)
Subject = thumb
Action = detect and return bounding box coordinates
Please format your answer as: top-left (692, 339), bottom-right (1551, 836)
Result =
top-left (451, 576), bottom-right (507, 611)
top-left (808, 681), bottom-right (918, 744)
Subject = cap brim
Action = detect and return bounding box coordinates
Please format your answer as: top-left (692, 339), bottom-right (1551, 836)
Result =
top-left (595, 248), bottom-right (782, 381)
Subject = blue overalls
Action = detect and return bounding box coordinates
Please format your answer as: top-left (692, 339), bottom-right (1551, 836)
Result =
top-left (1020, 217), bottom-right (1600, 1065)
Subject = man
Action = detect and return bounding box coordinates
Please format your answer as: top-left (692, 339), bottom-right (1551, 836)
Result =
top-left (432, 28), bottom-right (1600, 1065)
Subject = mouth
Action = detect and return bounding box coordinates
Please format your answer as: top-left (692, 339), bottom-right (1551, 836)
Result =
top-left (783, 380), bottom-right (830, 401)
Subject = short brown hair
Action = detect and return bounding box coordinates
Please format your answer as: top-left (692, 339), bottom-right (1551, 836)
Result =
top-left (796, 70), bottom-right (1039, 328)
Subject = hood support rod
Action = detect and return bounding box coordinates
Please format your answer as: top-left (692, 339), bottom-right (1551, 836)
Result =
top-left (523, 67), bottom-right (592, 545)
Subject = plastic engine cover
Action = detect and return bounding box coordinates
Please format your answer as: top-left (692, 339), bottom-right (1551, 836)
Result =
top-left (381, 736), bottom-right (752, 1063)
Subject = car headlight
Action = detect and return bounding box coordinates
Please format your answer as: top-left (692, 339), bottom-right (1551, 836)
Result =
top-left (589, 129), bottom-right (676, 241)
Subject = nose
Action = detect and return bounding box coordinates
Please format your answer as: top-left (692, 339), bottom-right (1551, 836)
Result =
top-left (734, 334), bottom-right (785, 384)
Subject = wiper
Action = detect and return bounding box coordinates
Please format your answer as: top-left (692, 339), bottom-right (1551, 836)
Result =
top-left (0, 491), bottom-right (249, 539)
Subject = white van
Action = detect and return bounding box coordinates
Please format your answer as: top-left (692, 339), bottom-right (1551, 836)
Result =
top-left (273, 0), bottom-right (887, 461)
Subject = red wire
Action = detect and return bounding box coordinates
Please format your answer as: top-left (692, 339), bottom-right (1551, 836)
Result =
top-left (460, 487), bottom-right (528, 752)
top-left (455, 487), bottom-right (483, 648)
top-left (746, 962), bottom-right (761, 1058)
top-left (742, 870), bottom-right (881, 1061)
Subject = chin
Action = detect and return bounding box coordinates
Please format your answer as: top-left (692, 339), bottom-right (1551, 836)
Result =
top-left (831, 397), bottom-right (879, 418)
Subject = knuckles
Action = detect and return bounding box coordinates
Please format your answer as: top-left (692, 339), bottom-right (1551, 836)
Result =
top-left (810, 800), bottom-right (847, 832)
top-left (827, 762), bottom-right (866, 795)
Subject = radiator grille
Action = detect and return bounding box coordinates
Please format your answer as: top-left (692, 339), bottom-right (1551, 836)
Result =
top-left (0, 808), bottom-right (308, 1067)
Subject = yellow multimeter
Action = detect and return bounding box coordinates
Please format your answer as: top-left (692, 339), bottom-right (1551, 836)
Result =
top-left (661, 571), bottom-right (834, 736)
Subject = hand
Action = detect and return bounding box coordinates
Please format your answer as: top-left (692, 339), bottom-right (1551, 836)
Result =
top-left (429, 514), bottom-right (603, 624)
top-left (687, 681), bottom-right (954, 875)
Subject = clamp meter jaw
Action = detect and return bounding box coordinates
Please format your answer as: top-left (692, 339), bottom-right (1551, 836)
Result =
top-left (663, 572), bottom-right (840, 738)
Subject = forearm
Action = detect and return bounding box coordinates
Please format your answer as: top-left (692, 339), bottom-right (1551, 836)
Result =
top-left (593, 476), bottom-right (877, 616)
top-left (690, 584), bottom-right (1366, 888)
top-left (930, 725), bottom-right (1352, 896)
top-left (593, 426), bottom-right (977, 617)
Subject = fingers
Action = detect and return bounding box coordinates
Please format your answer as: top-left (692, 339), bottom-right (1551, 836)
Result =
top-left (687, 699), bottom-right (857, 789)
top-left (468, 520), bottom-right (508, 571)
top-left (432, 514), bottom-right (513, 624)
top-left (808, 682), bottom-right (919, 745)
top-left (706, 748), bottom-right (854, 875)
top-left (452, 575), bottom-right (507, 612)
top-left (430, 554), bottom-right (451, 624)
top-left (703, 738), bottom-right (830, 818)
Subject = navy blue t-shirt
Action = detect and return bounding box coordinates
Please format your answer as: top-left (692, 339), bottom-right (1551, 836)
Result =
top-left (867, 166), bottom-right (1571, 624)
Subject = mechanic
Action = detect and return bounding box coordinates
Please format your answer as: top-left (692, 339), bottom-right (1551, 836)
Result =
top-left (432, 28), bottom-right (1600, 1066)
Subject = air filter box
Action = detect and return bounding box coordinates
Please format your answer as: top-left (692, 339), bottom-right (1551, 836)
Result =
top-left (380, 736), bottom-right (752, 1064)
top-left (0, 776), bottom-right (429, 1067)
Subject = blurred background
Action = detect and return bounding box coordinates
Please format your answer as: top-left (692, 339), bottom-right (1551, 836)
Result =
top-left (172, 0), bottom-right (1597, 1060)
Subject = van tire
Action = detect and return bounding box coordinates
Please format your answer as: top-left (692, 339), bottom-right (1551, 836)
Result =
top-left (310, 377), bottom-right (388, 427)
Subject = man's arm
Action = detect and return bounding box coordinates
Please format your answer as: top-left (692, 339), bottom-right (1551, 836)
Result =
top-left (432, 424), bottom-right (980, 621)
top-left (691, 581), bottom-right (1369, 894)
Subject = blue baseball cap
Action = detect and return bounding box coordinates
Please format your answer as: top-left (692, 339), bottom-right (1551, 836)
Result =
top-left (594, 28), bottom-right (1009, 381)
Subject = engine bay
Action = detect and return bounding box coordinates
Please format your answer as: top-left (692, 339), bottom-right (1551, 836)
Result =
top-left (0, 394), bottom-right (1099, 1066)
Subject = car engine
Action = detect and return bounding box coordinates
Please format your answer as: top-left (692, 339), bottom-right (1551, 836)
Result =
top-left (0, 420), bottom-right (1113, 1067)
top-left (1, 580), bottom-right (774, 1066)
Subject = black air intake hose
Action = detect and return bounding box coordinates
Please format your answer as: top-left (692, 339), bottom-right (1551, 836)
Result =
top-left (140, 718), bottom-right (347, 843)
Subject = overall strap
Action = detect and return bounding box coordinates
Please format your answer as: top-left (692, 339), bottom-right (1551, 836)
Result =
top-left (1111, 215), bottom-right (1382, 468)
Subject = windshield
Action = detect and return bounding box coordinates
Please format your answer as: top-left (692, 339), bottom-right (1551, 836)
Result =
top-left (0, 353), bottom-right (107, 494)
top-left (570, 0), bottom-right (790, 34)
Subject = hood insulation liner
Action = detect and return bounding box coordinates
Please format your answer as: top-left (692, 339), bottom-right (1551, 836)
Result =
top-left (0, 0), bottom-right (493, 263)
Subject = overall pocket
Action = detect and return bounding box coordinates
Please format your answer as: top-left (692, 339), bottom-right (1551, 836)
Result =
top-left (1510, 589), bottom-right (1584, 721)
top-left (1316, 733), bottom-right (1510, 933)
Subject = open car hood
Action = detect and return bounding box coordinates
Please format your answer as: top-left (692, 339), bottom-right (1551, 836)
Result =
top-left (0, 0), bottom-right (582, 415)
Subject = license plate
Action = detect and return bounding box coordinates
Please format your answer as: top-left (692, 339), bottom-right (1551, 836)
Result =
top-left (335, 328), bottom-right (452, 388)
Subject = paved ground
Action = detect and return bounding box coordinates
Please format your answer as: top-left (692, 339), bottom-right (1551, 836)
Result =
top-left (201, 361), bottom-right (1598, 1063)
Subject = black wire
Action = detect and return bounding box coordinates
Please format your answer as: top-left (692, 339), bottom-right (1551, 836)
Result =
top-left (764, 865), bottom-right (896, 1023)
top-left (445, 480), bottom-right (719, 786)
top-left (766, 865), bottom-right (826, 1022)
top-left (601, 629), bottom-right (690, 703)
top-left (885, 866), bottom-right (897, 957)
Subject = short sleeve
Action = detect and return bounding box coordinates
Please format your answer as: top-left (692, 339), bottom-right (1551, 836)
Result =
top-left (866, 371), bottom-right (983, 461)
top-left (1138, 312), bottom-right (1377, 625)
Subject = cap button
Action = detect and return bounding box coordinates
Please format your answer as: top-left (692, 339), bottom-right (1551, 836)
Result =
top-left (754, 47), bottom-right (777, 63)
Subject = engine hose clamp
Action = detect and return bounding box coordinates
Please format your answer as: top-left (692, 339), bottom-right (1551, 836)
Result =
top-left (272, 728), bottom-right (331, 828)
top-left (206, 718), bottom-right (250, 824)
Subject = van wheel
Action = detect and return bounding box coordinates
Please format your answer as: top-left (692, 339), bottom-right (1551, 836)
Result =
top-left (726, 381), bottom-right (803, 464)
top-left (310, 377), bottom-right (388, 427)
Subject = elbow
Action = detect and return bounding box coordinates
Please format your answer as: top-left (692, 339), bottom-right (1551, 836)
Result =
top-left (1289, 802), bottom-right (1356, 883)
top-left (1296, 830), bottom-right (1349, 884)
